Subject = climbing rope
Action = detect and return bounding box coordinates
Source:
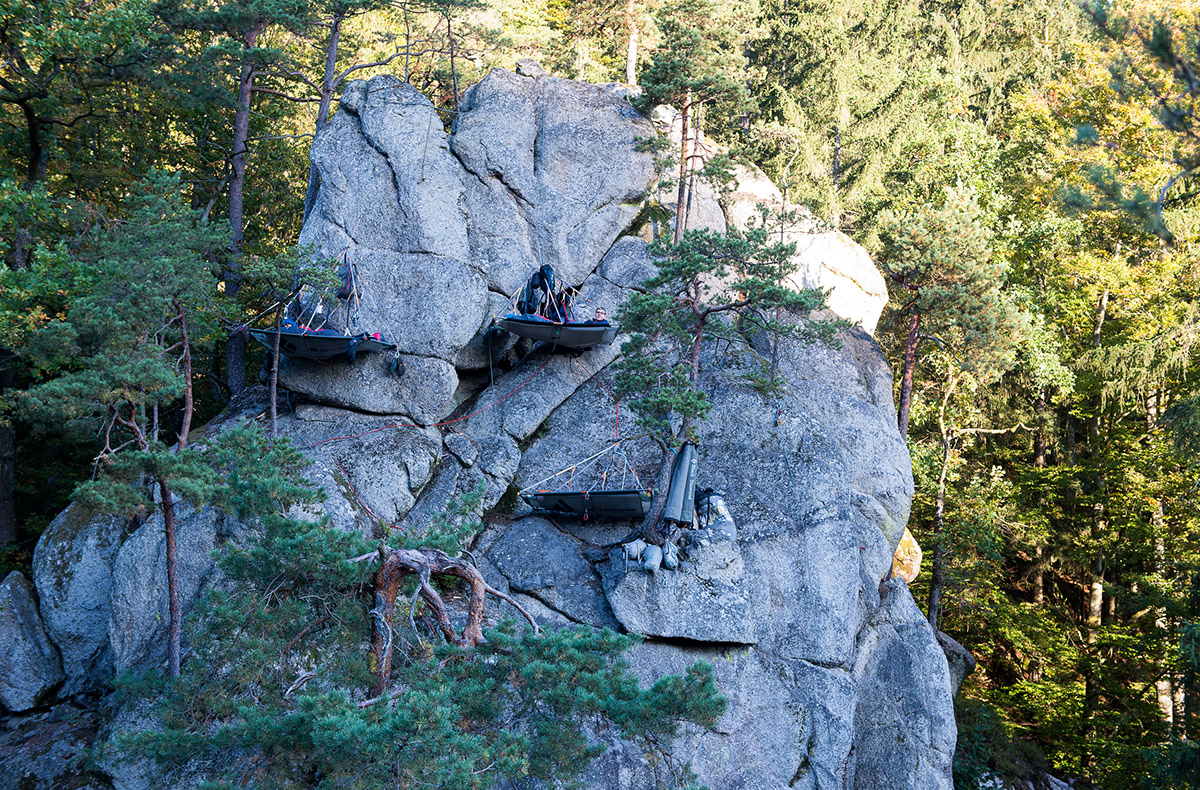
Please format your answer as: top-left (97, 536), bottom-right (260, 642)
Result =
top-left (517, 440), bottom-right (643, 495)
top-left (571, 356), bottom-right (620, 440)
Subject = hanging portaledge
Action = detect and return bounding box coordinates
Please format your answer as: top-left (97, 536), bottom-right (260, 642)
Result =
top-left (496, 264), bottom-right (618, 351)
top-left (249, 322), bottom-right (397, 363)
top-left (522, 489), bottom-right (652, 520)
top-left (496, 316), bottom-right (618, 350)
top-left (249, 249), bottom-right (399, 365)
top-left (661, 441), bottom-right (699, 526)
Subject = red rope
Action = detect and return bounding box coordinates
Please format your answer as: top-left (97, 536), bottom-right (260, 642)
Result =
top-left (303, 352), bottom-right (555, 449)
top-left (571, 357), bottom-right (619, 440)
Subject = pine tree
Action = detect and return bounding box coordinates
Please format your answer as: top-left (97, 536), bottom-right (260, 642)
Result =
top-left (633, 0), bottom-right (749, 241)
top-left (614, 211), bottom-right (839, 542)
top-left (18, 172), bottom-right (227, 677)
top-left (115, 423), bottom-right (727, 790)
top-left (879, 186), bottom-right (1020, 443)
top-left (153, 0), bottom-right (318, 396)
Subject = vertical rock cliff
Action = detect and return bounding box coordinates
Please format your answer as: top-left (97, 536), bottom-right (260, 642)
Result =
top-left (4, 67), bottom-right (954, 790)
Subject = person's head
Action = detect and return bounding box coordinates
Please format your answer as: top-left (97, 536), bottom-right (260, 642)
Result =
top-left (594, 307), bottom-right (607, 321)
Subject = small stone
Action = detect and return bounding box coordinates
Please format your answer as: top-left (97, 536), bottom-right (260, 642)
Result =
top-left (514, 59), bottom-right (547, 78)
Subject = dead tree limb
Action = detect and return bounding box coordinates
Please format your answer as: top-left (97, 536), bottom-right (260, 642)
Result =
top-left (369, 547), bottom-right (541, 696)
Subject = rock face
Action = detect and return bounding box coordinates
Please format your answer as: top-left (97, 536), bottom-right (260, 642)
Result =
top-left (32, 504), bottom-right (125, 695)
top-left (19, 66), bottom-right (955, 790)
top-left (108, 505), bottom-right (229, 675)
top-left (289, 69), bottom-right (657, 418)
top-left (853, 580), bottom-right (956, 789)
top-left (0, 572), bottom-right (64, 711)
top-left (654, 109), bottom-right (890, 335)
top-left (937, 630), bottom-right (977, 696)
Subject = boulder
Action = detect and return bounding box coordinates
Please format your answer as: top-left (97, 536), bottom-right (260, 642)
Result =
top-left (108, 505), bottom-right (227, 675)
top-left (302, 75), bottom-right (468, 260)
top-left (851, 579), bottom-right (955, 790)
top-left (322, 422), bottom-right (442, 528)
top-left (32, 504), bottom-right (126, 694)
top-left (936, 630), bottom-right (977, 696)
top-left (453, 291), bottom-right (519, 371)
top-left (785, 231), bottom-right (891, 337)
top-left (600, 534), bottom-right (754, 643)
top-left (396, 432), bottom-right (520, 535)
top-left (290, 75), bottom-right (480, 420)
top-left (893, 526), bottom-right (923, 583)
top-left (280, 344), bottom-right (459, 422)
top-left (0, 572), bottom-right (64, 711)
top-left (454, 68), bottom-right (658, 292)
top-left (208, 404), bottom-right (443, 535)
top-left (479, 517), bottom-right (619, 628)
top-left (292, 68), bottom-right (658, 417)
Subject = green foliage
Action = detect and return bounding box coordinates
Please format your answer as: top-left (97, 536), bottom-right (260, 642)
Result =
top-left (1166, 393), bottom-right (1200, 465)
top-left (633, 0), bottom-right (748, 120)
top-left (18, 171), bottom-right (225, 442)
top-left (1078, 2), bottom-right (1200, 241)
top-left (745, 0), bottom-right (1075, 235)
top-left (0, 0), bottom-right (157, 188)
top-left (953, 696), bottom-right (1052, 790)
top-left (879, 185), bottom-right (1023, 377)
top-left (114, 426), bottom-right (726, 790)
top-left (615, 210), bottom-right (836, 443)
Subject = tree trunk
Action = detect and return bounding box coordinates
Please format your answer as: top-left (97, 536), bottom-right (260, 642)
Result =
top-left (0, 357), bottom-right (15, 546)
top-left (897, 310), bottom-right (919, 439)
top-left (1092, 288), bottom-right (1109, 349)
top-left (1153, 501), bottom-right (1175, 730)
top-left (0, 103), bottom-right (36, 538)
top-left (8, 104), bottom-right (44, 270)
top-left (369, 546), bottom-right (538, 696)
top-left (176, 302), bottom-right (194, 450)
top-left (225, 25), bottom-right (264, 397)
top-left (302, 14), bottom-right (343, 224)
top-left (160, 480), bottom-right (182, 678)
top-left (640, 310), bottom-right (705, 543)
top-left (926, 432), bottom-right (950, 629)
top-left (1032, 545), bottom-right (1045, 605)
top-left (830, 124), bottom-right (842, 229)
top-left (269, 304), bottom-right (283, 440)
top-left (22, 105), bottom-right (46, 192)
top-left (625, 0), bottom-right (638, 84)
top-left (448, 15), bottom-right (459, 110)
top-left (1031, 390), bottom-right (1047, 605)
top-left (639, 455), bottom-right (675, 545)
top-left (1082, 553), bottom-right (1104, 772)
top-left (673, 93), bottom-right (691, 243)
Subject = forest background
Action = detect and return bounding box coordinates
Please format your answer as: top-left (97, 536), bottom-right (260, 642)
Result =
top-left (0, 0), bottom-right (1198, 786)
